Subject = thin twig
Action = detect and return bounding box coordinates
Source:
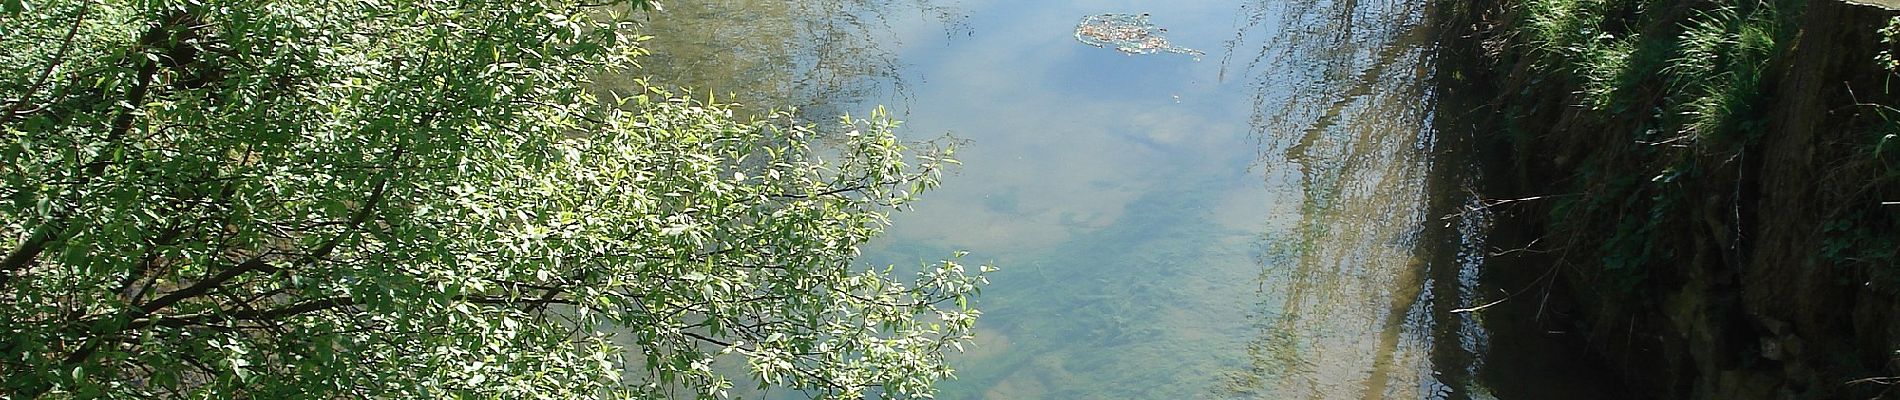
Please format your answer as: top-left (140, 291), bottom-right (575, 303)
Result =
top-left (1489, 237), bottom-right (1551, 256)
top-left (1450, 260), bottom-right (1562, 314)
top-left (1848, 376), bottom-right (1900, 385)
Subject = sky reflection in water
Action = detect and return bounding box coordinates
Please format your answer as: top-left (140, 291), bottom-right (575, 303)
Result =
top-left (633, 0), bottom-right (1493, 398)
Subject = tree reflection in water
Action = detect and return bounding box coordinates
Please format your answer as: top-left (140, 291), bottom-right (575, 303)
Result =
top-left (1216, 0), bottom-right (1500, 397)
top-left (601, 0), bottom-right (968, 124)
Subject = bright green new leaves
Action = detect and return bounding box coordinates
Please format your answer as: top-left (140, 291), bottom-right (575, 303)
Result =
top-left (0, 0), bottom-right (986, 398)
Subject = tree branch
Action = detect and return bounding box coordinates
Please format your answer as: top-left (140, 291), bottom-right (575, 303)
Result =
top-left (135, 296), bottom-right (357, 329)
top-left (134, 294), bottom-right (579, 330)
top-left (0, 1), bottom-right (92, 127)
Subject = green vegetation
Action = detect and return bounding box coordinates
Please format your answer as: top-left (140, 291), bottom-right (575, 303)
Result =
top-left (1670, 5), bottom-right (1778, 139)
top-left (1456, 0), bottom-right (1900, 395)
top-left (0, 0), bottom-right (986, 398)
top-left (1498, 0), bottom-right (1789, 283)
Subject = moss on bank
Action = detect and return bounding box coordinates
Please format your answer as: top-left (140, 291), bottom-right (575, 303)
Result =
top-left (1435, 0), bottom-right (1900, 397)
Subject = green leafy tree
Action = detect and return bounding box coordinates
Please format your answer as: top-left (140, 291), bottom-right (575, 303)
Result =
top-left (0, 0), bottom-right (988, 398)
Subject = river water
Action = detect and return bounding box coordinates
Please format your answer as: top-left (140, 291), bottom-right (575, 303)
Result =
top-left (629, 0), bottom-right (1598, 398)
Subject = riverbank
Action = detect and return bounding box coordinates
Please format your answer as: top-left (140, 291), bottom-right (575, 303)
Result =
top-left (1433, 0), bottom-right (1900, 397)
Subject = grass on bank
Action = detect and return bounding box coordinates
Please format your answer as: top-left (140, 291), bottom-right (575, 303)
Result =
top-left (1503, 0), bottom-right (1900, 291)
top-left (1517, 0), bottom-right (1779, 141)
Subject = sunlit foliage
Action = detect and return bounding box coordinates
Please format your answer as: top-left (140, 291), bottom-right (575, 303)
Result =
top-left (0, 0), bottom-right (986, 398)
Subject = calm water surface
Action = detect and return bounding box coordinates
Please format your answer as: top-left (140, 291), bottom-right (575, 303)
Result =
top-left (632, 0), bottom-right (1568, 398)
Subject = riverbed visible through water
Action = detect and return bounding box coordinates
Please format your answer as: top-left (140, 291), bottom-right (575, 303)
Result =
top-left (628, 0), bottom-right (1610, 398)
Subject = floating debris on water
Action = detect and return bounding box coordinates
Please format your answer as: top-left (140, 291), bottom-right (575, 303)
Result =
top-left (1074, 13), bottom-right (1204, 58)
